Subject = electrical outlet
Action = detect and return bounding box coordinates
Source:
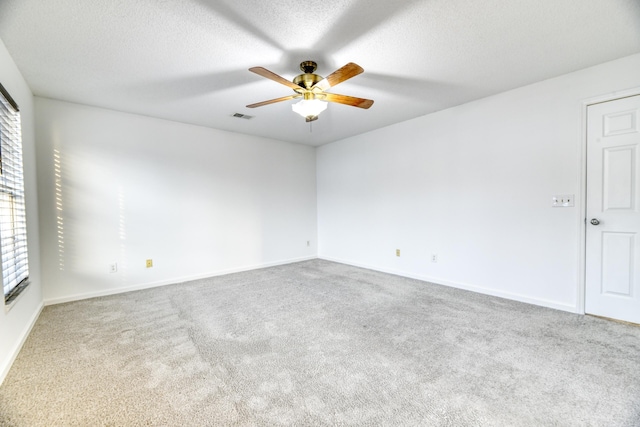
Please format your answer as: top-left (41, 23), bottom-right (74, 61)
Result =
top-left (431, 254), bottom-right (438, 263)
top-left (109, 263), bottom-right (118, 273)
top-left (552, 194), bottom-right (575, 207)
top-left (146, 259), bottom-right (153, 268)
top-left (396, 249), bottom-right (400, 257)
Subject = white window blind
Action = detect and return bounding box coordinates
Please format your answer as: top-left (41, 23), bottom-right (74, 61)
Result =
top-left (0, 84), bottom-right (30, 304)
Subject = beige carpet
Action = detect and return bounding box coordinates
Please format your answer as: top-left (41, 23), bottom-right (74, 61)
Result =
top-left (1, 259), bottom-right (639, 426)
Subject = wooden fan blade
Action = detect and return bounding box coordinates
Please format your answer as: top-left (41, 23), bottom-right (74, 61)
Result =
top-left (246, 94), bottom-right (299, 108)
top-left (323, 93), bottom-right (374, 109)
top-left (313, 63), bottom-right (364, 91)
top-left (249, 67), bottom-right (301, 91)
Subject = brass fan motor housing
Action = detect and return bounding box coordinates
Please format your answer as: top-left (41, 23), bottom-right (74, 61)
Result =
top-left (293, 73), bottom-right (323, 90)
top-left (292, 61), bottom-right (323, 91)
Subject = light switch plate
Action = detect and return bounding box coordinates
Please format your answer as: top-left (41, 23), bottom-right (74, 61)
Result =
top-left (552, 194), bottom-right (574, 207)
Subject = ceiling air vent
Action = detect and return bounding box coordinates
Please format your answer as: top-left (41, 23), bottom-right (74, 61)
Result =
top-left (232, 113), bottom-right (253, 120)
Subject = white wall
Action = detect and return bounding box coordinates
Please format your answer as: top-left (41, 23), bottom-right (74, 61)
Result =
top-left (35, 99), bottom-right (317, 303)
top-left (317, 53), bottom-right (640, 312)
top-left (0, 39), bottom-right (43, 383)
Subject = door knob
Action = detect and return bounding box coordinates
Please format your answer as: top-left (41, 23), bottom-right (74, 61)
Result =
top-left (590, 218), bottom-right (600, 225)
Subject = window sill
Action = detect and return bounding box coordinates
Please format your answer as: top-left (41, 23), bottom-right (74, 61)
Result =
top-left (4, 282), bottom-right (29, 314)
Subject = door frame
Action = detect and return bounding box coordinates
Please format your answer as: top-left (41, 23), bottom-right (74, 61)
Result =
top-left (578, 86), bottom-right (640, 315)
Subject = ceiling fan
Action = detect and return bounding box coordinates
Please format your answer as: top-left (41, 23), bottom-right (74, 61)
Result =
top-left (246, 61), bottom-right (374, 122)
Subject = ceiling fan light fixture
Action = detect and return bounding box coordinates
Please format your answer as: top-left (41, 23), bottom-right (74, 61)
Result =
top-left (292, 99), bottom-right (327, 120)
top-left (247, 62), bottom-right (373, 120)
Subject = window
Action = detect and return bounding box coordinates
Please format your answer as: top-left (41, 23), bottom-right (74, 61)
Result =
top-left (0, 83), bottom-right (30, 305)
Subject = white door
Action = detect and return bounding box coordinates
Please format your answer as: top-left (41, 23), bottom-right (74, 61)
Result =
top-left (585, 94), bottom-right (640, 324)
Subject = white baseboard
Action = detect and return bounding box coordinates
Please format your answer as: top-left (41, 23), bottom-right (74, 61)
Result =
top-left (44, 256), bottom-right (317, 306)
top-left (0, 301), bottom-right (44, 386)
top-left (318, 256), bottom-right (579, 314)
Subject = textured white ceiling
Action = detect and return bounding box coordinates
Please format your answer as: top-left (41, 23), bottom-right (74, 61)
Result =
top-left (1, 0), bottom-right (639, 146)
